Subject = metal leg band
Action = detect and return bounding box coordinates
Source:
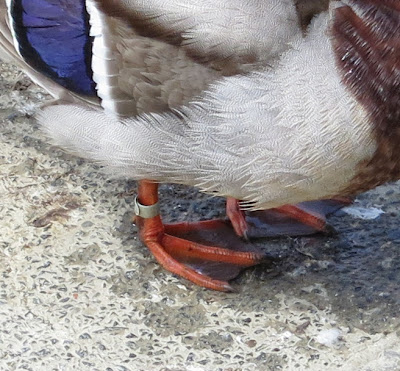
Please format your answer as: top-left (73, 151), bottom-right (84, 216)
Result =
top-left (133, 196), bottom-right (160, 219)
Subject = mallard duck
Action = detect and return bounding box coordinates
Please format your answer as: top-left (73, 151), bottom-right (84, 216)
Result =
top-left (5, 0), bottom-right (394, 292)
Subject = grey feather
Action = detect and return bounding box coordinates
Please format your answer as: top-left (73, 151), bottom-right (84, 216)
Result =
top-left (38, 10), bottom-right (377, 210)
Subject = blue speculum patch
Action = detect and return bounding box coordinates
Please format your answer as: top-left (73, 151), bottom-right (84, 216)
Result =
top-left (11, 0), bottom-right (96, 96)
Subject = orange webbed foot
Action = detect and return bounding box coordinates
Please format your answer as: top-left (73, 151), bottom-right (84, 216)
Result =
top-left (134, 181), bottom-right (351, 291)
top-left (134, 181), bottom-right (271, 291)
top-left (227, 198), bottom-right (352, 239)
top-left (136, 214), bottom-right (268, 291)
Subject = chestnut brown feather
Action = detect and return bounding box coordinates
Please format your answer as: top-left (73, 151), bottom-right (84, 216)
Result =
top-left (333, 0), bottom-right (400, 194)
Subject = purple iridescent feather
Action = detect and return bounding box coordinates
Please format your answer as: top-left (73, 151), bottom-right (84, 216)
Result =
top-left (11, 0), bottom-right (96, 96)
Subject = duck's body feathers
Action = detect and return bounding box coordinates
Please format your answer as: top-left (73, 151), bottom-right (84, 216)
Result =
top-left (39, 12), bottom-right (379, 210)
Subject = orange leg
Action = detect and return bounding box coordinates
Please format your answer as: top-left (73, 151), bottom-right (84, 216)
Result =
top-left (134, 180), bottom-right (266, 291)
top-left (226, 197), bottom-right (249, 239)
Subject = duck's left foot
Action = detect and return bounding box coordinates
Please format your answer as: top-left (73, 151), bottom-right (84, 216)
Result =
top-left (134, 181), bottom-right (272, 291)
top-left (137, 215), bottom-right (269, 291)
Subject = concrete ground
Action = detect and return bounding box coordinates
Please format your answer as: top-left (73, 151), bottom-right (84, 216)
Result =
top-left (1, 61), bottom-right (400, 371)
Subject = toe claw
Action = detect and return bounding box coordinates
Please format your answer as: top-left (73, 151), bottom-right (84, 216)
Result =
top-left (222, 283), bottom-right (235, 292)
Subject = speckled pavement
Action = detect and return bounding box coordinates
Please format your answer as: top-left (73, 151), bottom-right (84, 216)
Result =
top-left (1, 62), bottom-right (400, 371)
